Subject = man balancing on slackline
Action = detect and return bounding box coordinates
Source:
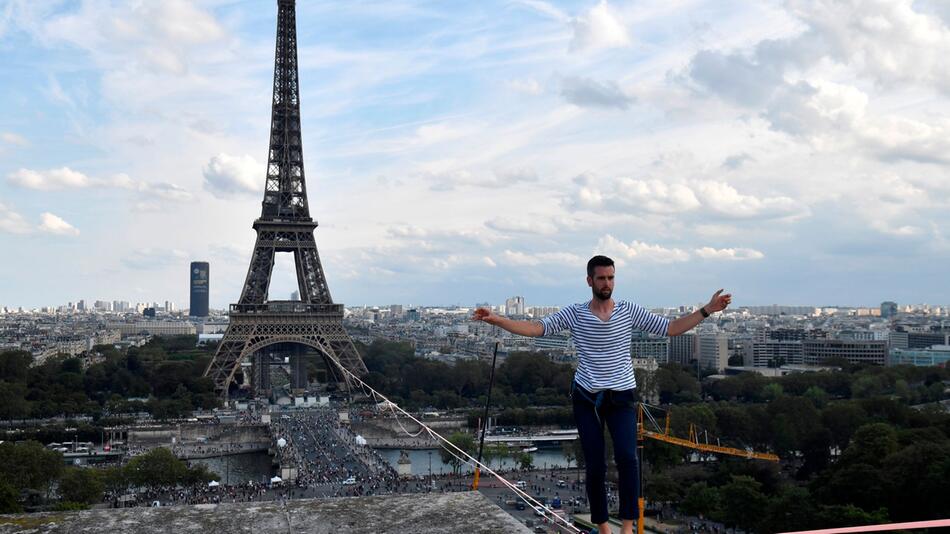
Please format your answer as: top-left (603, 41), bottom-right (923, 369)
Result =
top-left (472, 254), bottom-right (731, 534)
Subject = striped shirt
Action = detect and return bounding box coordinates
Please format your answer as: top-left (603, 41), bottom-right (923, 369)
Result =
top-left (539, 300), bottom-right (670, 392)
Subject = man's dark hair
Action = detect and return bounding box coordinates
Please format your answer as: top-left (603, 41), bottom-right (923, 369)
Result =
top-left (587, 255), bottom-right (615, 277)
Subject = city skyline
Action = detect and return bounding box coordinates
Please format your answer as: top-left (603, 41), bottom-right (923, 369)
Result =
top-left (2, 1), bottom-right (950, 309)
top-left (4, 290), bottom-right (949, 315)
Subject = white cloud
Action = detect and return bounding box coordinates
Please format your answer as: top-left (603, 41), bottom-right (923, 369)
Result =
top-left (1, 132), bottom-right (28, 146)
top-left (387, 225), bottom-right (430, 239)
top-left (7, 167), bottom-right (192, 209)
top-left (560, 76), bottom-right (633, 109)
top-left (688, 48), bottom-right (783, 107)
top-left (38, 212), bottom-right (79, 236)
top-left (513, 0), bottom-right (569, 22)
top-left (507, 78), bottom-right (543, 95)
top-left (427, 166), bottom-right (539, 191)
top-left (41, 0), bottom-right (226, 76)
top-left (136, 182), bottom-right (193, 203)
top-left (684, 0), bottom-right (950, 167)
top-left (413, 123), bottom-right (468, 146)
top-left (570, 1), bottom-right (630, 52)
top-left (122, 248), bottom-right (189, 270)
top-left (568, 175), bottom-right (806, 221)
top-left (501, 250), bottom-right (583, 266)
top-left (788, 0), bottom-right (950, 92)
top-left (693, 247), bottom-right (764, 261)
top-left (485, 216), bottom-right (559, 236)
top-left (202, 153), bottom-right (262, 198)
top-left (8, 167), bottom-right (91, 190)
top-left (0, 201), bottom-right (31, 234)
top-left (692, 181), bottom-right (806, 220)
top-left (597, 236), bottom-right (764, 264)
top-left (597, 234), bottom-right (691, 264)
top-left (722, 153), bottom-right (754, 169)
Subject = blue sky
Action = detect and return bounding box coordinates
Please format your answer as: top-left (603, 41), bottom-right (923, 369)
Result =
top-left (1, 0), bottom-right (949, 310)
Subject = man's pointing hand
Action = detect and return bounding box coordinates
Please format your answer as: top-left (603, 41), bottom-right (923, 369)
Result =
top-left (472, 307), bottom-right (494, 323)
top-left (706, 289), bottom-right (732, 313)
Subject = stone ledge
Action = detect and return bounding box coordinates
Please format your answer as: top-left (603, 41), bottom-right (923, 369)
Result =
top-left (0, 492), bottom-right (531, 534)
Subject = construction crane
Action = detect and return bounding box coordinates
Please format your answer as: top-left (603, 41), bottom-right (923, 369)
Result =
top-left (637, 403), bottom-right (780, 462)
top-left (630, 403), bottom-right (779, 534)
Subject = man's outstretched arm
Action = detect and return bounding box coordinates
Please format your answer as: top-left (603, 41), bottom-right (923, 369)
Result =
top-left (668, 289), bottom-right (732, 336)
top-left (472, 308), bottom-right (544, 337)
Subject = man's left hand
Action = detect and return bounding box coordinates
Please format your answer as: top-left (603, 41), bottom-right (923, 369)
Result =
top-left (706, 289), bottom-right (732, 313)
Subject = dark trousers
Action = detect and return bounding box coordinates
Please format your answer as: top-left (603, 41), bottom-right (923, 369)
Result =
top-left (572, 381), bottom-right (639, 524)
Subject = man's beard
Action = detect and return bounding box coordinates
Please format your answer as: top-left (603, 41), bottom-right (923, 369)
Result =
top-left (592, 287), bottom-right (612, 301)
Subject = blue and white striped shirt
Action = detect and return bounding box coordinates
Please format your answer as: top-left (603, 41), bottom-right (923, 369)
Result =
top-left (539, 300), bottom-right (670, 392)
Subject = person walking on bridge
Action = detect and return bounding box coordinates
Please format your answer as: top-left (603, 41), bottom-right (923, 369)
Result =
top-left (473, 255), bottom-right (731, 534)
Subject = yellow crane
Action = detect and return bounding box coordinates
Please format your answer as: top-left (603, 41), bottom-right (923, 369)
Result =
top-left (632, 403), bottom-right (779, 534)
top-left (637, 403), bottom-right (780, 462)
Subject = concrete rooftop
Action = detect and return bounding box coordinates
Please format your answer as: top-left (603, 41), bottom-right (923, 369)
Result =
top-left (0, 492), bottom-right (532, 534)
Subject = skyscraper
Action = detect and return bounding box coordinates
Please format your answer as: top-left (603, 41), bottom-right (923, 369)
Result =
top-left (190, 262), bottom-right (210, 317)
top-left (505, 296), bottom-right (526, 316)
top-left (881, 301), bottom-right (898, 319)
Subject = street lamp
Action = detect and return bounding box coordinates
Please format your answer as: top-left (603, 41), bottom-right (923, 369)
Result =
top-left (428, 451), bottom-right (432, 492)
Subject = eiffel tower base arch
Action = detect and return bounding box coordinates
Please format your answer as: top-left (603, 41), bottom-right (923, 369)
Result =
top-left (205, 305), bottom-right (367, 401)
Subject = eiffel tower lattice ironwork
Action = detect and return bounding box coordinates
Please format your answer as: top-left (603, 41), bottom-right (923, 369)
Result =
top-left (204, 0), bottom-right (367, 399)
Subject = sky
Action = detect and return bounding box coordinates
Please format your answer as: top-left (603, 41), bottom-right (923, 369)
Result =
top-left (1, 0), bottom-right (949, 310)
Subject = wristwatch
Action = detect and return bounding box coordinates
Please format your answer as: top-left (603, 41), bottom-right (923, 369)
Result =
top-left (700, 306), bottom-right (710, 318)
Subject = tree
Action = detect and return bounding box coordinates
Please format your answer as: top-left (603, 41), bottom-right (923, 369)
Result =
top-left (439, 432), bottom-right (475, 476)
top-left (0, 441), bottom-right (63, 497)
top-left (0, 381), bottom-right (30, 420)
top-left (644, 473), bottom-right (680, 504)
top-left (821, 402), bottom-right (867, 450)
top-left (561, 441), bottom-right (576, 470)
top-left (58, 467), bottom-right (104, 505)
top-left (819, 462), bottom-right (888, 511)
top-left (184, 464), bottom-right (219, 486)
top-left (883, 441), bottom-right (950, 521)
top-left (717, 475), bottom-right (767, 531)
top-left (126, 448), bottom-right (188, 489)
top-left (760, 485), bottom-right (817, 534)
top-left (571, 438), bottom-right (586, 470)
top-left (799, 427), bottom-right (833, 477)
top-left (681, 482), bottom-right (720, 517)
top-left (803, 385), bottom-right (829, 408)
top-left (0, 480), bottom-right (21, 514)
top-left (99, 466), bottom-right (132, 496)
top-left (517, 452), bottom-right (534, 471)
top-left (656, 364), bottom-right (700, 403)
top-left (762, 383), bottom-right (784, 401)
top-left (840, 423), bottom-right (897, 468)
top-left (814, 505), bottom-right (889, 529)
top-left (0, 350), bottom-right (33, 383)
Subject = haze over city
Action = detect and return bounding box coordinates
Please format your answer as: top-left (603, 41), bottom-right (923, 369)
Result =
top-left (2, 0), bottom-right (949, 309)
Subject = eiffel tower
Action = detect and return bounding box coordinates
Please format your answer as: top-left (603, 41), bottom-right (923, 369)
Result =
top-left (204, 0), bottom-right (367, 400)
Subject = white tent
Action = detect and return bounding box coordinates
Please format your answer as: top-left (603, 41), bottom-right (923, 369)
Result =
top-left (354, 435), bottom-right (367, 446)
top-left (276, 438), bottom-right (287, 448)
top-left (270, 476), bottom-right (283, 484)
top-left (208, 480), bottom-right (220, 487)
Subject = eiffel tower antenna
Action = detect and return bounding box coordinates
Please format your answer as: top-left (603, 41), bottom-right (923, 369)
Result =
top-left (204, 0), bottom-right (368, 400)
